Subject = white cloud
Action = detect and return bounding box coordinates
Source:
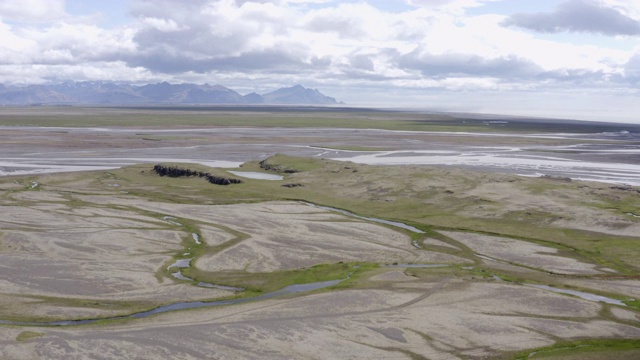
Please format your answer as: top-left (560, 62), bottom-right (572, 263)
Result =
top-left (20, 22), bottom-right (136, 64)
top-left (0, 0), bottom-right (66, 22)
top-left (596, 0), bottom-right (640, 21)
top-left (140, 17), bottom-right (187, 32)
top-left (405, 0), bottom-right (503, 14)
top-left (0, 21), bottom-right (37, 55)
top-left (503, 0), bottom-right (640, 36)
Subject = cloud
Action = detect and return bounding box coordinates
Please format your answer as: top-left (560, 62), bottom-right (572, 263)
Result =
top-left (398, 49), bottom-right (543, 79)
top-left (623, 52), bottom-right (640, 84)
top-left (305, 10), bottom-right (367, 38)
top-left (125, 46), bottom-right (329, 74)
top-left (125, 0), bottom-right (324, 74)
top-left (19, 23), bottom-right (136, 65)
top-left (140, 17), bottom-right (187, 32)
top-left (0, 0), bottom-right (66, 22)
top-left (503, 0), bottom-right (640, 36)
top-left (539, 68), bottom-right (607, 84)
top-left (406, 0), bottom-right (463, 7)
top-left (349, 54), bottom-right (375, 71)
top-left (405, 0), bottom-right (503, 14)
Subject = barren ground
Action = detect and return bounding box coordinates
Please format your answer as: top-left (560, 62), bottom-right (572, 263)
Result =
top-left (0, 107), bottom-right (639, 359)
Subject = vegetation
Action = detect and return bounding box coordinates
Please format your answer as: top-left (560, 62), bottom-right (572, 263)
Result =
top-left (183, 262), bottom-right (376, 294)
top-left (511, 339), bottom-right (640, 359)
top-left (16, 331), bottom-right (45, 342)
top-left (3, 106), bottom-right (639, 133)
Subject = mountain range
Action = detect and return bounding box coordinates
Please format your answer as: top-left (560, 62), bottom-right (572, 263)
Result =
top-left (0, 82), bottom-right (340, 105)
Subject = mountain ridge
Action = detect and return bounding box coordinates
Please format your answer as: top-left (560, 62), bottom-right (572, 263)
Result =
top-left (0, 82), bottom-right (340, 105)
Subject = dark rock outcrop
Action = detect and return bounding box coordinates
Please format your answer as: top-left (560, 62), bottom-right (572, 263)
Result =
top-left (540, 174), bottom-right (572, 182)
top-left (259, 159), bottom-right (299, 174)
top-left (153, 164), bottom-right (242, 185)
top-left (610, 186), bottom-right (640, 194)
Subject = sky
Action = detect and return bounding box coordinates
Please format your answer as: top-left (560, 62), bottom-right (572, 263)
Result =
top-left (1, 0), bottom-right (640, 122)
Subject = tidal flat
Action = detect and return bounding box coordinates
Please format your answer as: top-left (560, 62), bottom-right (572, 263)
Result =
top-left (0, 106), bottom-right (639, 359)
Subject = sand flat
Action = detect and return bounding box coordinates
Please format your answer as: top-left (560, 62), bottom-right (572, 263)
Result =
top-left (441, 231), bottom-right (603, 274)
top-left (3, 281), bottom-right (638, 359)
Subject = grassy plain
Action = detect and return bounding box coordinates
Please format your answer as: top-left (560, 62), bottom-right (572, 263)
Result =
top-left (2, 105), bottom-right (640, 133)
top-left (0, 106), bottom-right (639, 359)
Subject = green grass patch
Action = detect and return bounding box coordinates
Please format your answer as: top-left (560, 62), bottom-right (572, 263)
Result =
top-left (183, 262), bottom-right (374, 294)
top-left (0, 294), bottom-right (160, 323)
top-left (0, 106), bottom-right (500, 132)
top-left (16, 331), bottom-right (45, 342)
top-left (623, 299), bottom-right (640, 309)
top-left (4, 106), bottom-right (638, 134)
top-left (256, 154), bottom-right (325, 173)
top-left (512, 338), bottom-right (640, 359)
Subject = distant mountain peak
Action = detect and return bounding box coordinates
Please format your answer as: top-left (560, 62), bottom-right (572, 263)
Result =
top-left (0, 82), bottom-right (341, 105)
top-left (261, 84), bottom-right (338, 105)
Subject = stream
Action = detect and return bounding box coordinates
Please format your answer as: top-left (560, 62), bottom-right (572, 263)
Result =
top-left (305, 203), bottom-right (425, 234)
top-left (0, 278), bottom-right (346, 327)
top-left (227, 171), bottom-right (284, 180)
top-left (525, 284), bottom-right (627, 306)
top-left (385, 263), bottom-right (449, 268)
top-left (0, 204), bottom-right (445, 327)
top-left (166, 203), bottom-right (431, 295)
top-left (489, 274), bottom-right (627, 306)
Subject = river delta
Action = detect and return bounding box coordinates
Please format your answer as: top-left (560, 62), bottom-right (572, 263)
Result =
top-left (0, 107), bottom-right (639, 359)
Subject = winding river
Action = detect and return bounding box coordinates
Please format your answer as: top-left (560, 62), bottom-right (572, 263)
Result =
top-left (0, 202), bottom-right (628, 327)
top-left (489, 274), bottom-right (627, 306)
top-left (525, 284), bottom-right (627, 306)
top-left (0, 203), bottom-right (430, 327)
top-left (0, 278), bottom-right (346, 327)
top-left (305, 203), bottom-right (425, 234)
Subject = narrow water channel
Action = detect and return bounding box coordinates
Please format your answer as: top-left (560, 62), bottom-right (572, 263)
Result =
top-left (305, 203), bottom-right (425, 234)
top-left (227, 171), bottom-right (284, 180)
top-left (525, 284), bottom-right (627, 306)
top-left (385, 264), bottom-right (449, 268)
top-left (0, 278), bottom-right (346, 327)
top-left (0, 204), bottom-right (432, 327)
top-left (490, 274), bottom-right (627, 306)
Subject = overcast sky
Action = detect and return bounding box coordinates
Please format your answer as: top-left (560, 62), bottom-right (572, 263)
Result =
top-left (1, 0), bottom-right (640, 122)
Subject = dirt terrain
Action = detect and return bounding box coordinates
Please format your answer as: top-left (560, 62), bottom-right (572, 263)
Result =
top-left (0, 107), bottom-right (639, 359)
